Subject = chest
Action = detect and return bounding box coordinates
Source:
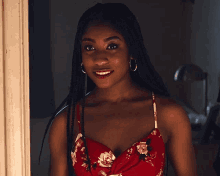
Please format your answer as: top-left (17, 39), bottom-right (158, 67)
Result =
top-left (74, 102), bottom-right (169, 158)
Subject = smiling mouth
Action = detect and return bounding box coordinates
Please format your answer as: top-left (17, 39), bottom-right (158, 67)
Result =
top-left (94, 70), bottom-right (114, 79)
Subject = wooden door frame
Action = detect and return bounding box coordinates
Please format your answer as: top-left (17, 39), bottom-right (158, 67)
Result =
top-left (0, 0), bottom-right (30, 176)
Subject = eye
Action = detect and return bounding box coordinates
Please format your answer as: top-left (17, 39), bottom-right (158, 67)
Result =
top-left (107, 43), bottom-right (118, 50)
top-left (84, 45), bottom-right (95, 51)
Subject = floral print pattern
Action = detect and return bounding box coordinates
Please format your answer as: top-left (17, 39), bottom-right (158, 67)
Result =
top-left (151, 129), bottom-right (157, 136)
top-left (99, 170), bottom-right (123, 176)
top-left (144, 151), bottom-right (157, 167)
top-left (71, 150), bottom-right (77, 166)
top-left (136, 135), bottom-right (160, 170)
top-left (71, 133), bottom-right (83, 166)
top-left (137, 142), bottom-right (149, 155)
top-left (145, 159), bottom-right (155, 167)
top-left (71, 92), bottom-right (165, 176)
top-left (126, 148), bottom-right (133, 159)
top-left (156, 168), bottom-right (163, 176)
top-left (72, 129), bottom-right (164, 176)
top-left (98, 150), bottom-right (116, 167)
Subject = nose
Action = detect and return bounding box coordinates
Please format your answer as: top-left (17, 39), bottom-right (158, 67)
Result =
top-left (93, 51), bottom-right (109, 66)
top-left (95, 59), bottom-right (108, 66)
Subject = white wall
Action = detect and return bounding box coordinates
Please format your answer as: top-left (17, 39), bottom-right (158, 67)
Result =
top-left (190, 0), bottom-right (220, 111)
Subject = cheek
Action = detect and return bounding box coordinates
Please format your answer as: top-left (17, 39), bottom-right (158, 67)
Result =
top-left (113, 55), bottom-right (130, 66)
top-left (112, 59), bottom-right (125, 70)
top-left (114, 59), bottom-right (120, 65)
top-left (112, 58), bottom-right (130, 74)
top-left (81, 59), bottom-right (92, 73)
top-left (82, 52), bottom-right (89, 60)
top-left (82, 53), bottom-right (92, 64)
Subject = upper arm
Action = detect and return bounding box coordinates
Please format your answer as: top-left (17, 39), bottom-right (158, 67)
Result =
top-left (48, 112), bottom-right (69, 176)
top-left (165, 103), bottom-right (198, 176)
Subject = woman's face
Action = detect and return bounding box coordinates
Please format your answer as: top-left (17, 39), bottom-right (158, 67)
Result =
top-left (81, 23), bottom-right (133, 89)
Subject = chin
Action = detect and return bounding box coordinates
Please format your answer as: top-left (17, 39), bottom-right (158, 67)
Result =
top-left (95, 84), bottom-right (112, 89)
top-left (90, 77), bottom-right (113, 89)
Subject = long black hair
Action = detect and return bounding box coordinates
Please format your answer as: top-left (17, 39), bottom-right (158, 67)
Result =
top-left (38, 3), bottom-right (170, 176)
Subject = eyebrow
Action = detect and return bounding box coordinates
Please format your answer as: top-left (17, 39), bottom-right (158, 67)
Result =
top-left (82, 36), bottom-right (121, 43)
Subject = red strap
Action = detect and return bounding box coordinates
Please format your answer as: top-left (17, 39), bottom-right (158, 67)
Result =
top-left (76, 104), bottom-right (81, 133)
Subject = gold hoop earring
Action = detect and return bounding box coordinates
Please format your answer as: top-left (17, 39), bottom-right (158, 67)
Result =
top-left (81, 62), bottom-right (86, 74)
top-left (129, 58), bottom-right (137, 72)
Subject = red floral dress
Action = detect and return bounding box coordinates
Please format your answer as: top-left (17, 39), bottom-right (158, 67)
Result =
top-left (71, 92), bottom-right (165, 176)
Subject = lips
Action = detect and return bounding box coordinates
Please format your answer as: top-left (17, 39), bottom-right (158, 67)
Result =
top-left (95, 70), bottom-right (113, 73)
top-left (94, 70), bottom-right (114, 79)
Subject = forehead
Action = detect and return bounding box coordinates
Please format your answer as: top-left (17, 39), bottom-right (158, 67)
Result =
top-left (82, 24), bottom-right (124, 40)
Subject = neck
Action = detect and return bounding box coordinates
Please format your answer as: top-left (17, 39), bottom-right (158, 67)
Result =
top-left (91, 79), bottom-right (148, 104)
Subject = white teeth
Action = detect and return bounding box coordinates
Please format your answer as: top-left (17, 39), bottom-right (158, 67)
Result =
top-left (96, 71), bottom-right (111, 75)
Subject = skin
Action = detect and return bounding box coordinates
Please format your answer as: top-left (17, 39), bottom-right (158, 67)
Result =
top-left (48, 23), bottom-right (198, 176)
top-left (81, 23), bottom-right (148, 104)
top-left (79, 24), bottom-right (198, 175)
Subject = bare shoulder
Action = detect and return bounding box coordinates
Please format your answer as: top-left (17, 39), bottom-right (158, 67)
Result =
top-left (48, 101), bottom-right (81, 176)
top-left (48, 108), bottom-right (69, 176)
top-left (155, 95), bottom-right (197, 175)
top-left (155, 94), bottom-right (186, 117)
top-left (49, 100), bottom-right (81, 146)
top-left (154, 95), bottom-right (190, 140)
top-left (48, 106), bottom-right (70, 147)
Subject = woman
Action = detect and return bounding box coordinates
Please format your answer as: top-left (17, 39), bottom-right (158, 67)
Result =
top-left (39, 3), bottom-right (197, 176)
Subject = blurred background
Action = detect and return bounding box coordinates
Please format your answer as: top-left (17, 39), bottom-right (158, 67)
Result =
top-left (29, 0), bottom-right (220, 175)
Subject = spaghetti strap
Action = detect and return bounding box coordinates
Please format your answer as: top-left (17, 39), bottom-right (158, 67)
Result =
top-left (152, 92), bottom-right (158, 129)
top-left (76, 104), bottom-right (81, 133)
top-left (72, 92), bottom-right (166, 176)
